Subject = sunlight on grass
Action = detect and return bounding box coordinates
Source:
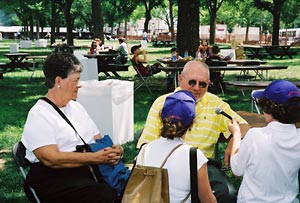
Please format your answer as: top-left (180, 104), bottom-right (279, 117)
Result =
top-left (0, 39), bottom-right (300, 202)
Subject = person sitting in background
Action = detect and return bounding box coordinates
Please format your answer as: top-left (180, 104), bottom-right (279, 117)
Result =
top-left (136, 90), bottom-right (216, 203)
top-left (204, 45), bottom-right (227, 91)
top-left (131, 44), bottom-right (161, 76)
top-left (196, 40), bottom-right (211, 62)
top-left (229, 80), bottom-right (300, 203)
top-left (170, 47), bottom-right (183, 61)
top-left (205, 45), bottom-right (224, 65)
top-left (166, 47), bottom-right (183, 92)
top-left (21, 52), bottom-right (123, 203)
top-left (115, 37), bottom-right (129, 64)
top-left (151, 32), bottom-right (158, 46)
top-left (89, 40), bottom-right (98, 54)
top-left (94, 38), bottom-right (104, 52)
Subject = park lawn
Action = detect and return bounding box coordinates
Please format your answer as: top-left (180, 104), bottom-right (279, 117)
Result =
top-left (0, 39), bottom-right (299, 202)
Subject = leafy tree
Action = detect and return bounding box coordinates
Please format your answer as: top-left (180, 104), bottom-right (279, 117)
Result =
top-left (72, 0), bottom-right (91, 32)
top-left (177, 0), bottom-right (199, 56)
top-left (152, 0), bottom-right (178, 41)
top-left (202, 0), bottom-right (227, 45)
top-left (281, 0), bottom-right (300, 28)
top-left (119, 0), bottom-right (138, 38)
top-left (91, 0), bottom-right (104, 40)
top-left (140, 0), bottom-right (164, 33)
top-left (253, 0), bottom-right (287, 45)
top-left (55, 0), bottom-right (75, 46)
top-left (234, 0), bottom-right (261, 43)
top-left (50, 0), bottom-right (63, 44)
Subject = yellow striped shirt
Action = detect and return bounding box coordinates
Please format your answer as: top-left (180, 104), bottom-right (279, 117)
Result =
top-left (137, 88), bottom-right (247, 158)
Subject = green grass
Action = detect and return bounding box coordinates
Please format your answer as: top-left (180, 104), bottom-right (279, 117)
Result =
top-left (0, 39), bottom-right (299, 202)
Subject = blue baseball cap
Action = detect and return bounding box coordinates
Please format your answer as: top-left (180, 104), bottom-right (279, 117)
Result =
top-left (161, 90), bottom-right (196, 127)
top-left (252, 80), bottom-right (300, 104)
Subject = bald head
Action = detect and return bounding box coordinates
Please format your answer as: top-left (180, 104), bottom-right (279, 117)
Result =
top-left (178, 61), bottom-right (210, 100)
top-left (181, 61), bottom-right (210, 79)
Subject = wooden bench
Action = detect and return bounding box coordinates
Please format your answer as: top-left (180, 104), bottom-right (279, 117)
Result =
top-left (106, 63), bottom-right (130, 77)
top-left (155, 40), bottom-right (175, 47)
top-left (0, 63), bottom-right (6, 79)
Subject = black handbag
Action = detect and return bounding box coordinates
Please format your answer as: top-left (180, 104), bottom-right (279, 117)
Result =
top-left (41, 97), bottom-right (102, 182)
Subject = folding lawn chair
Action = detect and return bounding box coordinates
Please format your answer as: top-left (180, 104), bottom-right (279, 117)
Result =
top-left (12, 141), bottom-right (41, 203)
top-left (130, 59), bottom-right (152, 94)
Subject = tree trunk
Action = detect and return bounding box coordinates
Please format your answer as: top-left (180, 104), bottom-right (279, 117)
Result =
top-left (170, 0), bottom-right (175, 41)
top-left (36, 18), bottom-right (40, 40)
top-left (50, 1), bottom-right (57, 45)
top-left (124, 19), bottom-right (128, 38)
top-left (63, 0), bottom-right (74, 46)
top-left (177, 0), bottom-right (199, 57)
top-left (144, 9), bottom-right (151, 33)
top-left (272, 2), bottom-right (280, 45)
top-left (245, 21), bottom-right (250, 43)
top-left (209, 6), bottom-right (217, 45)
top-left (29, 15), bottom-right (34, 40)
top-left (92, 0), bottom-right (104, 42)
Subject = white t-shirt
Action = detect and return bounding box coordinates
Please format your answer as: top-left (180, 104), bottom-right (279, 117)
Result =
top-left (21, 99), bottom-right (100, 163)
top-left (231, 121), bottom-right (300, 203)
top-left (136, 137), bottom-right (208, 203)
top-left (117, 42), bottom-right (129, 56)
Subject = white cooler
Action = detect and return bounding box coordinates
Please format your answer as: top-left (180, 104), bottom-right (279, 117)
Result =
top-left (77, 79), bottom-right (134, 144)
top-left (10, 43), bottom-right (19, 53)
top-left (20, 40), bottom-right (32, 48)
top-left (79, 58), bottom-right (98, 81)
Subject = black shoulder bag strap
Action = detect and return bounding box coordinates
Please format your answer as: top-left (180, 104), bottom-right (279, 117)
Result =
top-left (190, 147), bottom-right (200, 203)
top-left (41, 97), bottom-right (88, 146)
top-left (40, 97), bottom-right (100, 182)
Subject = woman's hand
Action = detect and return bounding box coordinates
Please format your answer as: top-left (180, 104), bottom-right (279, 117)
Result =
top-left (94, 145), bottom-right (123, 165)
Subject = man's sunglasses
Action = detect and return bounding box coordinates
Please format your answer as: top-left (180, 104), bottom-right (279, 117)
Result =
top-left (188, 80), bottom-right (208, 88)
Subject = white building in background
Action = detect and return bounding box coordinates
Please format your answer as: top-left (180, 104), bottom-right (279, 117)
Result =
top-left (233, 26), bottom-right (260, 42)
top-left (199, 24), bottom-right (260, 43)
top-left (200, 24), bottom-right (228, 41)
top-left (126, 18), bottom-right (170, 36)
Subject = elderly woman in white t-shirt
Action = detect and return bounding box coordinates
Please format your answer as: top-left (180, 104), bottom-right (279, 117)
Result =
top-left (136, 90), bottom-right (216, 203)
top-left (21, 52), bottom-right (123, 203)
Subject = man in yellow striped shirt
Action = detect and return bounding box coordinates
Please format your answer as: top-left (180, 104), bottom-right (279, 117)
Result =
top-left (137, 61), bottom-right (249, 203)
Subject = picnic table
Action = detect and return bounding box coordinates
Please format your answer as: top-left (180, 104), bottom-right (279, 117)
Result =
top-left (225, 81), bottom-right (300, 96)
top-left (158, 65), bottom-right (288, 89)
top-left (263, 45), bottom-right (294, 59)
top-left (83, 53), bottom-right (129, 77)
top-left (4, 53), bottom-right (32, 72)
top-left (25, 55), bottom-right (48, 82)
top-left (243, 45), bottom-right (268, 60)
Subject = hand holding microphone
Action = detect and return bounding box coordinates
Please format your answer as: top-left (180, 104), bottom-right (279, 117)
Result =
top-left (215, 107), bottom-right (232, 120)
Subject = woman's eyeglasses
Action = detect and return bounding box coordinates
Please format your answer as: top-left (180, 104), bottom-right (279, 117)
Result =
top-left (202, 44), bottom-right (208, 47)
top-left (188, 79), bottom-right (208, 88)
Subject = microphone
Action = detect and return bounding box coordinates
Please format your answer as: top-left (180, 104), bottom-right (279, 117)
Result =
top-left (215, 107), bottom-right (232, 120)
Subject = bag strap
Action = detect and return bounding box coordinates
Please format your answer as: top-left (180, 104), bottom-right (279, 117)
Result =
top-left (40, 97), bottom-right (99, 182)
top-left (190, 147), bottom-right (200, 203)
top-left (141, 143), bottom-right (183, 168)
top-left (160, 144), bottom-right (183, 168)
top-left (41, 97), bottom-right (88, 146)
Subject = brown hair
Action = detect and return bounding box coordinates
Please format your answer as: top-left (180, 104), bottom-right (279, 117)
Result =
top-left (258, 97), bottom-right (300, 123)
top-left (160, 117), bottom-right (191, 139)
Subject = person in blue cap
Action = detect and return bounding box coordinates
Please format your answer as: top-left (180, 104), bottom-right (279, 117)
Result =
top-left (229, 80), bottom-right (300, 203)
top-left (135, 90), bottom-right (217, 203)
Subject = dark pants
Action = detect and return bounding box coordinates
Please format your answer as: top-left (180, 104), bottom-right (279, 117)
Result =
top-left (208, 159), bottom-right (237, 203)
top-left (25, 163), bottom-right (118, 203)
top-left (115, 55), bottom-right (127, 64)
